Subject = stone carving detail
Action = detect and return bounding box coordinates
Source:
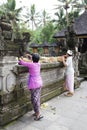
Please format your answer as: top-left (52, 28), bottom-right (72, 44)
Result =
top-left (6, 72), bottom-right (16, 92)
top-left (0, 20), bottom-right (29, 57)
top-left (2, 30), bottom-right (12, 40)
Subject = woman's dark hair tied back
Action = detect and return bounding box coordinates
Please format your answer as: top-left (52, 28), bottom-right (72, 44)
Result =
top-left (32, 53), bottom-right (40, 63)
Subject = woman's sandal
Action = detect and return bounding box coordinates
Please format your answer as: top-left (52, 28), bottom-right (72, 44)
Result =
top-left (32, 113), bottom-right (37, 116)
top-left (34, 115), bottom-right (43, 121)
top-left (64, 92), bottom-right (73, 97)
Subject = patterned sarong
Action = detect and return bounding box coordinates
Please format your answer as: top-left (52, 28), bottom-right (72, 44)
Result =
top-left (30, 88), bottom-right (41, 113)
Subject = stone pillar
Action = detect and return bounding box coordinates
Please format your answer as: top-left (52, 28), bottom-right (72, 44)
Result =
top-left (54, 46), bottom-right (60, 55)
top-left (32, 47), bottom-right (38, 53)
top-left (0, 56), bottom-right (17, 92)
top-left (43, 47), bottom-right (49, 55)
top-left (0, 21), bottom-right (30, 125)
top-left (0, 56), bottom-right (30, 125)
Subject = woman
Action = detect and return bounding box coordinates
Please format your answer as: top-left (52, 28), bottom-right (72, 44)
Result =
top-left (62, 50), bottom-right (74, 97)
top-left (19, 53), bottom-right (43, 120)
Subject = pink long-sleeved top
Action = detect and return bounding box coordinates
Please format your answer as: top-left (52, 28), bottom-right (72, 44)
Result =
top-left (19, 60), bottom-right (43, 89)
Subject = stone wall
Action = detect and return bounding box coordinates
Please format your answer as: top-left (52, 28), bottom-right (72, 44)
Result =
top-left (79, 52), bottom-right (87, 77)
top-left (0, 60), bottom-right (65, 125)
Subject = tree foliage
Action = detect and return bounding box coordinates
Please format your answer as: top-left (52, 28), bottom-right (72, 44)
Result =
top-left (40, 22), bottom-right (55, 43)
top-left (0, 0), bottom-right (22, 39)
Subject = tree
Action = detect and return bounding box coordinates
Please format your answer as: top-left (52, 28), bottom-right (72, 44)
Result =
top-left (40, 22), bottom-right (55, 43)
top-left (68, 9), bottom-right (80, 24)
top-left (74, 0), bottom-right (87, 12)
top-left (24, 4), bottom-right (40, 30)
top-left (53, 8), bottom-right (66, 30)
top-left (41, 9), bottom-right (51, 26)
top-left (30, 28), bottom-right (42, 44)
top-left (55, 0), bottom-right (80, 26)
top-left (30, 22), bottom-right (55, 45)
top-left (53, 7), bottom-right (79, 31)
top-left (0, 0), bottom-right (22, 39)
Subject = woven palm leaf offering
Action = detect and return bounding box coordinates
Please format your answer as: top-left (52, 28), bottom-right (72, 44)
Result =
top-left (18, 56), bottom-right (65, 63)
top-left (40, 56), bottom-right (64, 63)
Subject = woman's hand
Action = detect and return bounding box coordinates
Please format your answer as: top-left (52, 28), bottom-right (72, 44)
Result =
top-left (18, 56), bottom-right (23, 60)
top-left (25, 54), bottom-right (32, 60)
top-left (62, 56), bottom-right (65, 62)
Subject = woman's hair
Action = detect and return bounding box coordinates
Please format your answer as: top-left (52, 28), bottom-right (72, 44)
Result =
top-left (32, 53), bottom-right (40, 63)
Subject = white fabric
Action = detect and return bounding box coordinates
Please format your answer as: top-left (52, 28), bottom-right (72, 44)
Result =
top-left (65, 74), bottom-right (74, 93)
top-left (67, 50), bottom-right (72, 55)
top-left (65, 57), bottom-right (74, 75)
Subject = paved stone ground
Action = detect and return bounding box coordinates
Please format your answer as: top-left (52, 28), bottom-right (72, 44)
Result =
top-left (0, 81), bottom-right (87, 130)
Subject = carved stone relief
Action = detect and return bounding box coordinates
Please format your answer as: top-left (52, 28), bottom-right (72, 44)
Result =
top-left (6, 72), bottom-right (16, 92)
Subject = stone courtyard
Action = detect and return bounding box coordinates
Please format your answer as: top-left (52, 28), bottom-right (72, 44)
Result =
top-left (0, 80), bottom-right (87, 130)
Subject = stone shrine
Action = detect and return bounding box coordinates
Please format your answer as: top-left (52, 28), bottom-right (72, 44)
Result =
top-left (0, 20), bottom-right (80, 126)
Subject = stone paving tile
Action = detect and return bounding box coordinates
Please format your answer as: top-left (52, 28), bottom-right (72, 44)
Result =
top-left (70, 121), bottom-right (87, 130)
top-left (59, 108), bottom-right (81, 119)
top-left (30, 118), bottom-right (52, 130)
top-left (21, 125), bottom-right (40, 130)
top-left (55, 115), bottom-right (76, 128)
top-left (19, 111), bottom-right (53, 130)
top-left (44, 123), bottom-right (69, 130)
top-left (4, 120), bottom-right (25, 130)
top-left (41, 111), bottom-right (58, 121)
top-left (18, 112), bottom-right (35, 125)
top-left (77, 114), bottom-right (87, 125)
